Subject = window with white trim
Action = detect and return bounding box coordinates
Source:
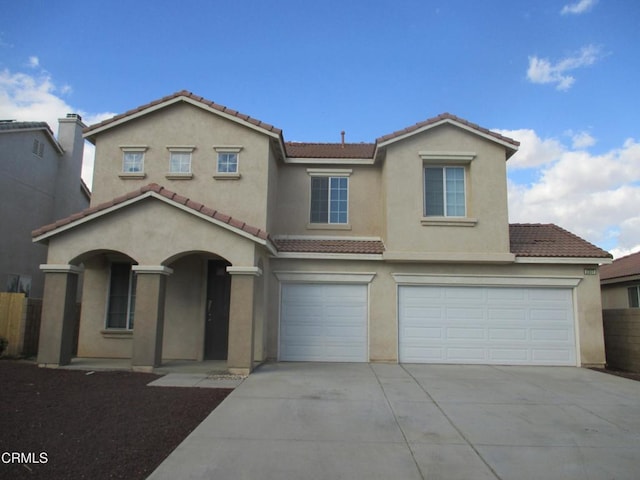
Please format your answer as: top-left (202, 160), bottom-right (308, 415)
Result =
top-left (167, 146), bottom-right (194, 174)
top-left (629, 286), bottom-right (640, 308)
top-left (424, 166), bottom-right (466, 217)
top-left (310, 176), bottom-right (349, 224)
top-left (217, 152), bottom-right (238, 173)
top-left (106, 263), bottom-right (137, 329)
top-left (122, 151), bottom-right (144, 173)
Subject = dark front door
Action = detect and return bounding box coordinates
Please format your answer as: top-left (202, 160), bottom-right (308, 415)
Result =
top-left (204, 260), bottom-right (231, 360)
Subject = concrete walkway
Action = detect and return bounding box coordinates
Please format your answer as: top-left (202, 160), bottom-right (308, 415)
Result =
top-left (147, 363), bottom-right (640, 480)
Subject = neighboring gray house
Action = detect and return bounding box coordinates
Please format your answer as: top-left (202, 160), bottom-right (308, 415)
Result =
top-left (0, 115), bottom-right (89, 298)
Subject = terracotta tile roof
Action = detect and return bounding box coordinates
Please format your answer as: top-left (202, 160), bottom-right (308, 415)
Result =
top-left (274, 238), bottom-right (385, 254)
top-left (509, 224), bottom-right (611, 258)
top-left (32, 183), bottom-right (270, 242)
top-left (83, 90), bottom-right (282, 137)
top-left (376, 112), bottom-right (520, 148)
top-left (600, 251), bottom-right (640, 280)
top-left (285, 142), bottom-right (375, 159)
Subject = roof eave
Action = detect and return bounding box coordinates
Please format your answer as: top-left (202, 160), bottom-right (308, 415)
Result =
top-left (374, 118), bottom-right (519, 160)
top-left (83, 94), bottom-right (283, 144)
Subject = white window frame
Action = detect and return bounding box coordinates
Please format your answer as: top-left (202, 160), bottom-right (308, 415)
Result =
top-left (213, 146), bottom-right (242, 179)
top-left (423, 165), bottom-right (467, 217)
top-left (307, 168), bottom-right (351, 227)
top-left (119, 146), bottom-right (148, 178)
top-left (166, 146), bottom-right (195, 179)
top-left (419, 151), bottom-right (476, 226)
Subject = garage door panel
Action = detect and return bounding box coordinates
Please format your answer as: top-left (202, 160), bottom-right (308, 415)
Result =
top-left (489, 328), bottom-right (528, 341)
top-left (280, 284), bottom-right (368, 362)
top-left (399, 286), bottom-right (576, 366)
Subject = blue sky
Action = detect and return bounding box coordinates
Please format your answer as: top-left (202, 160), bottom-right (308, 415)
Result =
top-left (1, 0), bottom-right (639, 257)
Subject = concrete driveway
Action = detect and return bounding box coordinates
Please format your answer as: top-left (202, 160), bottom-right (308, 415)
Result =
top-left (148, 363), bottom-right (640, 480)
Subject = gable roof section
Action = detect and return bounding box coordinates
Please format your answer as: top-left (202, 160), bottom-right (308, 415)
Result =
top-left (509, 224), bottom-right (611, 259)
top-left (83, 90), bottom-right (283, 143)
top-left (375, 112), bottom-right (520, 160)
top-left (32, 183), bottom-right (271, 247)
top-left (600, 250), bottom-right (640, 281)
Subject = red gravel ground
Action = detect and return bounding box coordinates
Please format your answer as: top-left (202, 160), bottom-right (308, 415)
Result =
top-left (0, 360), bottom-right (232, 480)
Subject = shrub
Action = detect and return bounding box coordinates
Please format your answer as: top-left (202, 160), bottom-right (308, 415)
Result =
top-left (0, 337), bottom-right (8, 356)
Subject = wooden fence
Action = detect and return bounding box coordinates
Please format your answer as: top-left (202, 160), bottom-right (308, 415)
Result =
top-left (0, 293), bottom-right (80, 358)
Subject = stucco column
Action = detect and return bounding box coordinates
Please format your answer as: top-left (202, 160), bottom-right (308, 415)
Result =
top-left (37, 264), bottom-right (82, 367)
top-left (131, 266), bottom-right (172, 372)
top-left (226, 266), bottom-right (261, 375)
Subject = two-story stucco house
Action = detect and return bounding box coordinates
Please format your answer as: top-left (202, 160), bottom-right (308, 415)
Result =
top-left (32, 91), bottom-right (611, 374)
top-left (1, 115), bottom-right (89, 299)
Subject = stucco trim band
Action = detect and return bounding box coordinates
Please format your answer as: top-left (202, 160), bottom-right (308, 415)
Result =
top-left (392, 273), bottom-right (582, 287)
top-left (40, 264), bottom-right (83, 274)
top-left (226, 266), bottom-right (263, 276)
top-left (274, 271), bottom-right (376, 284)
top-left (132, 265), bottom-right (174, 276)
top-left (515, 257), bottom-right (613, 265)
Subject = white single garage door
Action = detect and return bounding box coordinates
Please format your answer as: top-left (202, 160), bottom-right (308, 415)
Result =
top-left (280, 283), bottom-right (368, 362)
top-left (399, 286), bottom-right (576, 365)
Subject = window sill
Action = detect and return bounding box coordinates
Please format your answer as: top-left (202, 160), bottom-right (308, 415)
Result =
top-left (100, 329), bottom-right (133, 339)
top-left (119, 172), bottom-right (146, 179)
top-left (421, 217), bottom-right (478, 227)
top-left (165, 173), bottom-right (193, 180)
top-left (306, 223), bottom-right (352, 230)
top-left (213, 173), bottom-right (241, 180)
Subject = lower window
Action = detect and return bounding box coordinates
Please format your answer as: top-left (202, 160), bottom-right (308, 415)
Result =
top-left (106, 263), bottom-right (137, 329)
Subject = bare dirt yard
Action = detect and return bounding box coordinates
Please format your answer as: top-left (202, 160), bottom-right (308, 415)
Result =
top-left (0, 360), bottom-right (232, 480)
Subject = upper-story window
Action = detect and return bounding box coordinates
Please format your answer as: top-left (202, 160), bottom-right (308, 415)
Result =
top-left (166, 146), bottom-right (195, 179)
top-left (424, 166), bottom-right (466, 217)
top-left (629, 286), bottom-right (640, 308)
top-left (420, 151), bottom-right (476, 226)
top-left (213, 146), bottom-right (242, 179)
top-left (119, 146), bottom-right (148, 179)
top-left (307, 169), bottom-right (351, 225)
top-left (218, 152), bottom-right (238, 173)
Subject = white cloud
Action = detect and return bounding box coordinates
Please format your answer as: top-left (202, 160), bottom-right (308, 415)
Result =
top-left (505, 129), bottom-right (640, 257)
top-left (0, 63), bottom-right (115, 188)
top-left (495, 129), bottom-right (565, 169)
top-left (527, 45), bottom-right (602, 91)
top-left (561, 0), bottom-right (598, 15)
top-left (568, 130), bottom-right (596, 149)
top-left (27, 56), bottom-right (39, 68)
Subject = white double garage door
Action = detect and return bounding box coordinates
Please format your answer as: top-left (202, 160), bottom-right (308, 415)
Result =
top-left (280, 282), bottom-right (576, 365)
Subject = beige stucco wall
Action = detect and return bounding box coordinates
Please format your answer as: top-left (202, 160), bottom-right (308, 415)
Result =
top-left (382, 124), bottom-right (511, 255)
top-left (267, 258), bottom-right (606, 366)
top-left (273, 164), bottom-right (382, 236)
top-left (89, 102), bottom-right (273, 230)
top-left (44, 199), bottom-right (263, 360)
top-left (601, 282), bottom-right (637, 309)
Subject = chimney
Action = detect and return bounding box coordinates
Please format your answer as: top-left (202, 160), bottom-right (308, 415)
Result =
top-left (341, 131), bottom-right (345, 148)
top-left (53, 113), bottom-right (88, 217)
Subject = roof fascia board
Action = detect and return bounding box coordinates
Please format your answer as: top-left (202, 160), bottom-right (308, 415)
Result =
top-left (515, 256), bottom-right (613, 265)
top-left (84, 95), bottom-right (282, 141)
top-left (376, 118), bottom-right (519, 154)
top-left (32, 191), bottom-right (271, 250)
top-left (601, 274), bottom-right (640, 285)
